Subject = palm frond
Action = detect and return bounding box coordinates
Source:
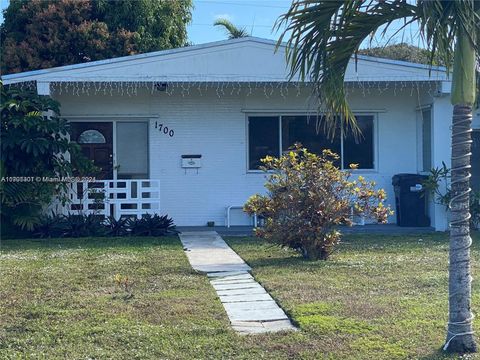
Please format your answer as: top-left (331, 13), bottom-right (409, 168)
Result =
top-left (416, 0), bottom-right (480, 71)
top-left (0, 181), bottom-right (32, 205)
top-left (276, 0), bottom-right (480, 137)
top-left (276, 0), bottom-right (418, 137)
top-left (6, 203), bottom-right (43, 231)
top-left (214, 18), bottom-right (248, 39)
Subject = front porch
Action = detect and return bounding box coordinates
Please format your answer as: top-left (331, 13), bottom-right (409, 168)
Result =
top-left (65, 118), bottom-right (157, 219)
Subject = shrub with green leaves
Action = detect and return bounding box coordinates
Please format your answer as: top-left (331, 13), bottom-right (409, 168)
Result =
top-left (0, 82), bottom-right (95, 233)
top-left (33, 212), bottom-right (66, 238)
top-left (105, 216), bottom-right (129, 237)
top-left (32, 213), bottom-right (177, 238)
top-left (244, 146), bottom-right (393, 260)
top-left (422, 164), bottom-right (480, 230)
top-left (61, 213), bottom-right (106, 238)
top-left (126, 214), bottom-right (177, 236)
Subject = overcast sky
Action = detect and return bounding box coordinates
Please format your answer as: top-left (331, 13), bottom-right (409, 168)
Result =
top-left (1, 0), bottom-right (422, 48)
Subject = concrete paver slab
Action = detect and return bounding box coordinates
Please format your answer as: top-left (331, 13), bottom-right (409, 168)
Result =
top-left (224, 305), bottom-right (289, 322)
top-left (218, 293), bottom-right (273, 303)
top-left (232, 320), bottom-right (297, 334)
top-left (210, 275), bottom-right (254, 283)
top-left (179, 230), bottom-right (295, 334)
top-left (207, 271), bottom-right (250, 278)
top-left (180, 231), bottom-right (251, 273)
top-left (216, 287), bottom-right (268, 296)
top-left (212, 281), bottom-right (261, 291)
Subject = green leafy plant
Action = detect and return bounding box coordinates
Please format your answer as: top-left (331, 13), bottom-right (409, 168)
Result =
top-left (124, 217), bottom-right (144, 236)
top-left (61, 213), bottom-right (105, 238)
top-left (423, 164), bottom-right (479, 230)
top-left (0, 82), bottom-right (95, 233)
top-left (104, 216), bottom-right (129, 237)
top-left (31, 212), bottom-right (178, 238)
top-left (422, 162), bottom-right (451, 208)
top-left (126, 214), bottom-right (177, 237)
top-left (1, 0), bottom-right (193, 74)
top-left (359, 42), bottom-right (445, 66)
top-left (244, 145), bottom-right (392, 260)
top-left (33, 212), bottom-right (66, 238)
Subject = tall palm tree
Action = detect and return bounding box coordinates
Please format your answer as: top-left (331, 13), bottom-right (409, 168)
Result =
top-left (277, 0), bottom-right (478, 354)
top-left (214, 18), bottom-right (249, 39)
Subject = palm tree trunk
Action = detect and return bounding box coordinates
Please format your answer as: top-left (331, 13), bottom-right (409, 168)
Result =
top-left (445, 103), bottom-right (477, 353)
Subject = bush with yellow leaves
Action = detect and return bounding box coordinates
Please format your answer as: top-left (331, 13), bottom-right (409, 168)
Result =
top-left (244, 145), bottom-right (393, 260)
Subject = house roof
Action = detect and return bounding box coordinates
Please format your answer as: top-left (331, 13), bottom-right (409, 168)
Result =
top-left (2, 36), bottom-right (449, 85)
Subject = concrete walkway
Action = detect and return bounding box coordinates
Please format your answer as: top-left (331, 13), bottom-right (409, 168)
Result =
top-left (179, 231), bottom-right (296, 334)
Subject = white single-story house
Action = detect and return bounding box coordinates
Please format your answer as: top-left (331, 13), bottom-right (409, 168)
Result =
top-left (3, 37), bottom-right (480, 231)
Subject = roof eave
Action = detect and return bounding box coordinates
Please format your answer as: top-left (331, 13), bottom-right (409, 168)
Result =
top-left (1, 36), bottom-right (447, 85)
top-left (2, 37), bottom-right (279, 83)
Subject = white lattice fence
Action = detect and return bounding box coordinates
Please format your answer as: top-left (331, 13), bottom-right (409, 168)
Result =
top-left (67, 179), bottom-right (160, 219)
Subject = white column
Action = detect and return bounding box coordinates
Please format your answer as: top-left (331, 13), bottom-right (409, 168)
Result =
top-left (431, 94), bottom-right (453, 231)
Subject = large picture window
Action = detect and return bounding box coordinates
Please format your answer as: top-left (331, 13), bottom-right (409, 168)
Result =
top-left (282, 115), bottom-right (342, 168)
top-left (248, 114), bottom-right (375, 170)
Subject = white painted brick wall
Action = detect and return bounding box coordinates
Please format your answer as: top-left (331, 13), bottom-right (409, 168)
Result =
top-left (56, 85), bottom-right (436, 227)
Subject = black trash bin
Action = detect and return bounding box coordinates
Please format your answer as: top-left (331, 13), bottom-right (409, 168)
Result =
top-left (392, 174), bottom-right (430, 227)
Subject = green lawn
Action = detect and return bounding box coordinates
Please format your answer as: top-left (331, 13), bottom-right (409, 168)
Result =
top-left (226, 232), bottom-right (480, 359)
top-left (0, 233), bottom-right (479, 359)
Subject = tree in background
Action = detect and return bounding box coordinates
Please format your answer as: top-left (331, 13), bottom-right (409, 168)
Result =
top-left (1, 0), bottom-right (192, 74)
top-left (359, 43), bottom-right (444, 66)
top-left (92, 0), bottom-right (192, 54)
top-left (214, 18), bottom-right (249, 39)
top-left (277, 0), bottom-right (478, 354)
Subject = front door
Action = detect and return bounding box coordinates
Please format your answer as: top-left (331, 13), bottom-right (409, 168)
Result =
top-left (70, 122), bottom-right (113, 179)
top-left (472, 130), bottom-right (480, 192)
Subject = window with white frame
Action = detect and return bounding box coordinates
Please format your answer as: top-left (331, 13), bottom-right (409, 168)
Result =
top-left (248, 114), bottom-right (375, 170)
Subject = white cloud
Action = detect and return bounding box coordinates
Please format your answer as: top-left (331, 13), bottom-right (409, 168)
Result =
top-left (214, 13), bottom-right (233, 21)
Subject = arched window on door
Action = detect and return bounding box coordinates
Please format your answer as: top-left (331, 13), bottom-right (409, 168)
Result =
top-left (78, 129), bottom-right (106, 144)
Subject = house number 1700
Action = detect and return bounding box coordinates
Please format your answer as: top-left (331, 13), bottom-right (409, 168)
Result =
top-left (155, 121), bottom-right (174, 137)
